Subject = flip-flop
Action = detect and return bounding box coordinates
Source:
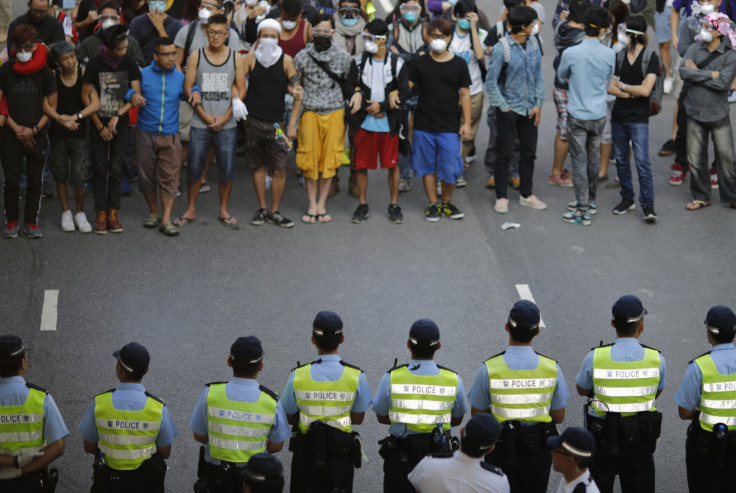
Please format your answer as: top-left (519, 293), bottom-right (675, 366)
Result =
top-left (316, 213), bottom-right (332, 223)
top-left (301, 213), bottom-right (316, 224)
top-left (173, 215), bottom-right (195, 227)
top-left (686, 200), bottom-right (711, 211)
top-left (218, 215), bottom-right (238, 227)
top-left (199, 181), bottom-right (212, 193)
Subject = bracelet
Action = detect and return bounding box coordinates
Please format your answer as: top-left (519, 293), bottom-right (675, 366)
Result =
top-left (621, 83), bottom-right (627, 92)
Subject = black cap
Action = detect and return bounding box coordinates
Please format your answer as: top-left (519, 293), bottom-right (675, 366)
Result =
top-left (113, 342), bottom-right (150, 373)
top-left (313, 311), bottom-right (343, 336)
top-left (409, 319), bottom-right (440, 346)
top-left (0, 335), bottom-right (25, 357)
top-left (705, 305), bottom-right (736, 336)
top-left (461, 414), bottom-right (501, 453)
top-left (612, 295), bottom-right (647, 324)
top-left (240, 452), bottom-right (284, 484)
top-left (508, 300), bottom-right (540, 331)
top-left (230, 336), bottom-right (264, 364)
top-left (547, 427), bottom-right (596, 458)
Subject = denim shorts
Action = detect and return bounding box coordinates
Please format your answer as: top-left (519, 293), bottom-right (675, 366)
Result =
top-left (655, 6), bottom-right (672, 44)
top-left (49, 137), bottom-right (88, 188)
top-left (187, 126), bottom-right (237, 183)
top-left (411, 129), bottom-right (464, 184)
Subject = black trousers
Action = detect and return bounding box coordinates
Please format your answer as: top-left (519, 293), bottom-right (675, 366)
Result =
top-left (89, 120), bottom-right (128, 213)
top-left (291, 447), bottom-right (355, 493)
top-left (685, 425), bottom-right (736, 492)
top-left (382, 449), bottom-right (419, 493)
top-left (589, 444), bottom-right (655, 493)
top-left (1, 127), bottom-right (47, 225)
top-left (484, 445), bottom-right (551, 493)
top-left (494, 109), bottom-right (538, 199)
top-left (0, 470), bottom-right (46, 492)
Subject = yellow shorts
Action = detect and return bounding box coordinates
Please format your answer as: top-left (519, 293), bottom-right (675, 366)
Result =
top-left (296, 109), bottom-right (345, 180)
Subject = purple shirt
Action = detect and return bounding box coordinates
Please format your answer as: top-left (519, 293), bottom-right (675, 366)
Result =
top-left (672, 0), bottom-right (734, 19)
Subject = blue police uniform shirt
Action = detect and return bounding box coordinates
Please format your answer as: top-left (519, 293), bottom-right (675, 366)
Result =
top-left (373, 359), bottom-right (468, 438)
top-left (0, 376), bottom-right (70, 446)
top-left (674, 343), bottom-right (736, 410)
top-left (189, 378), bottom-right (291, 466)
top-left (468, 346), bottom-right (571, 416)
top-left (281, 354), bottom-right (373, 415)
top-left (576, 338), bottom-right (667, 416)
top-left (78, 382), bottom-right (179, 446)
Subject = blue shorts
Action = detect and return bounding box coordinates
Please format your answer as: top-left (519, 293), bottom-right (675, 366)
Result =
top-left (411, 130), bottom-right (464, 184)
top-left (655, 6), bottom-right (672, 44)
top-left (187, 126), bottom-right (237, 183)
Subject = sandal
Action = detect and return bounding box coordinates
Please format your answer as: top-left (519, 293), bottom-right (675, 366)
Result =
top-left (173, 215), bottom-right (195, 227)
top-left (686, 200), bottom-right (711, 211)
top-left (199, 181), bottom-right (212, 193)
top-left (218, 215), bottom-right (238, 228)
top-left (158, 221), bottom-right (180, 236)
top-left (316, 213), bottom-right (332, 223)
top-left (301, 213), bottom-right (316, 224)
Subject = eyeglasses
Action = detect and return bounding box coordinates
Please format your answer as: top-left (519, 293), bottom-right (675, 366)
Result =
top-left (15, 43), bottom-right (36, 52)
top-left (361, 33), bottom-right (386, 42)
top-left (208, 30), bottom-right (228, 37)
top-left (400, 4), bottom-right (421, 13)
top-left (427, 33), bottom-right (445, 39)
top-left (155, 51), bottom-right (177, 57)
top-left (312, 27), bottom-right (333, 36)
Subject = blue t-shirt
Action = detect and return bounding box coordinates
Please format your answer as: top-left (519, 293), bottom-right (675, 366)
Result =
top-left (674, 344), bottom-right (736, 410)
top-left (0, 376), bottom-right (70, 446)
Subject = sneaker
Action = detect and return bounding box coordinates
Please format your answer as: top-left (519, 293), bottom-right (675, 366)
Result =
top-left (399, 178), bottom-right (411, 193)
top-left (562, 210), bottom-right (591, 226)
top-left (388, 204), bottom-right (403, 224)
top-left (494, 198), bottom-right (509, 214)
top-left (519, 195), bottom-right (548, 210)
top-left (251, 208), bottom-right (267, 226)
top-left (455, 176), bottom-right (467, 188)
top-left (466, 145), bottom-right (476, 164)
top-left (486, 176), bottom-right (496, 189)
top-left (664, 76), bottom-right (674, 95)
top-left (711, 168), bottom-right (719, 190)
top-left (2, 221), bottom-right (19, 238)
top-left (425, 202), bottom-right (440, 222)
top-left (143, 213), bottom-right (161, 229)
top-left (61, 210), bottom-right (75, 232)
top-left (74, 212), bottom-right (92, 233)
top-left (642, 206), bottom-right (658, 222)
top-left (351, 204), bottom-right (370, 224)
top-left (658, 139), bottom-right (675, 156)
top-left (267, 211), bottom-right (295, 228)
top-left (566, 200), bottom-right (598, 215)
top-left (547, 173), bottom-right (573, 187)
top-left (561, 168), bottom-right (572, 180)
top-left (94, 211), bottom-right (108, 235)
top-left (25, 224), bottom-right (42, 238)
top-left (729, 89), bottom-right (736, 104)
top-left (508, 176), bottom-right (520, 190)
top-left (669, 162), bottom-right (688, 185)
top-left (441, 201), bottom-right (465, 219)
top-left (613, 198), bottom-right (636, 215)
top-left (158, 221), bottom-right (180, 236)
top-left (107, 209), bottom-right (123, 233)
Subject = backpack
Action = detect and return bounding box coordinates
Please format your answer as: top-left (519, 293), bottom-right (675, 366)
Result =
top-left (629, 0), bottom-right (647, 13)
top-left (616, 47), bottom-right (665, 116)
top-left (450, 26), bottom-right (488, 81)
top-left (497, 34), bottom-right (539, 86)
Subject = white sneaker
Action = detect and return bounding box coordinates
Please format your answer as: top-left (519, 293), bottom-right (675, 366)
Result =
top-left (519, 194), bottom-right (548, 210)
top-left (455, 175), bottom-right (467, 188)
top-left (494, 198), bottom-right (509, 214)
top-left (74, 212), bottom-right (92, 233)
top-left (61, 210), bottom-right (74, 232)
top-left (664, 77), bottom-right (674, 95)
top-left (729, 89), bottom-right (736, 104)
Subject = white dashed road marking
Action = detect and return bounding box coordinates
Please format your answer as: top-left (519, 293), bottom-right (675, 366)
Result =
top-left (40, 290), bottom-right (58, 331)
top-left (515, 284), bottom-right (546, 328)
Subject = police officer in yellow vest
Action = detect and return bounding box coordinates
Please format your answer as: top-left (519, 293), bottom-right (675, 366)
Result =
top-left (0, 335), bottom-right (68, 491)
top-left (468, 300), bottom-right (570, 493)
top-left (189, 336), bottom-right (290, 493)
top-left (78, 342), bottom-right (178, 493)
top-left (575, 295), bottom-right (666, 493)
top-left (675, 305), bottom-right (736, 492)
top-left (373, 319), bottom-right (468, 493)
top-left (281, 311), bottom-right (373, 493)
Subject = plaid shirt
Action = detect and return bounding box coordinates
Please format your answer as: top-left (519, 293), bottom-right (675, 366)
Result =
top-left (294, 42), bottom-right (351, 114)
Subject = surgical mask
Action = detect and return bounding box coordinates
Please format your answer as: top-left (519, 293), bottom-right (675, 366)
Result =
top-left (255, 36), bottom-right (282, 67)
top-left (457, 18), bottom-right (470, 30)
top-left (101, 18), bottom-right (117, 29)
top-left (149, 1), bottom-right (166, 13)
top-left (198, 8), bottom-right (211, 21)
top-left (255, 1), bottom-right (270, 22)
top-left (282, 19), bottom-right (297, 30)
top-left (701, 3), bottom-right (715, 14)
top-left (403, 11), bottom-right (418, 23)
top-left (246, 0), bottom-right (257, 5)
top-left (314, 35), bottom-right (332, 51)
top-left (617, 32), bottom-right (629, 46)
top-left (530, 22), bottom-right (540, 36)
top-left (17, 51), bottom-right (32, 63)
top-left (699, 28), bottom-right (713, 42)
top-left (341, 16), bottom-right (358, 27)
top-left (364, 40), bottom-right (378, 53)
top-left (430, 38), bottom-right (446, 53)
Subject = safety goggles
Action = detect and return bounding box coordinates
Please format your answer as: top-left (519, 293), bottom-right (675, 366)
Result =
top-left (400, 3), bottom-right (421, 13)
top-left (339, 6), bottom-right (360, 17)
top-left (313, 27), bottom-right (334, 36)
top-left (99, 14), bottom-right (119, 23)
top-left (361, 32), bottom-right (386, 42)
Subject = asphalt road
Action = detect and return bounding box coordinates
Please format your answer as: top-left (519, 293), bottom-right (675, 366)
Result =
top-left (2, 0), bottom-right (736, 491)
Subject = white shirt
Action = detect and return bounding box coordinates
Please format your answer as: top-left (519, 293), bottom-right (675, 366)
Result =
top-left (449, 27), bottom-right (488, 96)
top-left (408, 450), bottom-right (510, 493)
top-left (555, 469), bottom-right (600, 493)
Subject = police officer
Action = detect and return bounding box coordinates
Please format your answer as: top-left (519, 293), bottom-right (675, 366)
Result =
top-left (575, 295), bottom-right (666, 493)
top-left (408, 413), bottom-right (510, 493)
top-left (189, 336), bottom-right (290, 493)
top-left (373, 319), bottom-right (468, 493)
top-left (468, 300), bottom-right (570, 493)
top-left (674, 305), bottom-right (736, 492)
top-left (280, 311), bottom-right (373, 493)
top-left (78, 342), bottom-right (178, 493)
top-left (0, 335), bottom-right (68, 491)
top-left (547, 427), bottom-right (600, 493)
top-left (240, 453), bottom-right (285, 493)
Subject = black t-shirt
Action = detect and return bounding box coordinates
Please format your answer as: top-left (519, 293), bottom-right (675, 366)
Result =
top-left (75, 0), bottom-right (97, 41)
top-left (612, 48), bottom-right (659, 123)
top-left (409, 54), bottom-right (471, 133)
top-left (483, 23), bottom-right (505, 48)
top-left (83, 54), bottom-right (141, 121)
top-left (8, 13), bottom-right (65, 45)
top-left (0, 63), bottom-right (57, 127)
top-left (50, 70), bottom-right (87, 139)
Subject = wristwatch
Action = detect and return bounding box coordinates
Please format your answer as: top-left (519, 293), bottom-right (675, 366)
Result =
top-left (113, 111), bottom-right (121, 117)
top-left (77, 112), bottom-right (84, 120)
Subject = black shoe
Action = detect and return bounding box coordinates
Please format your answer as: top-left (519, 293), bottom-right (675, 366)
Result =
top-left (441, 201), bottom-right (465, 219)
top-left (658, 139), bottom-right (675, 156)
top-left (425, 202), bottom-right (440, 222)
top-left (251, 208), bottom-right (267, 226)
top-left (388, 204), bottom-right (403, 224)
top-left (266, 211), bottom-right (295, 228)
top-left (613, 198), bottom-right (636, 215)
top-left (642, 206), bottom-right (657, 222)
top-left (351, 203), bottom-right (370, 224)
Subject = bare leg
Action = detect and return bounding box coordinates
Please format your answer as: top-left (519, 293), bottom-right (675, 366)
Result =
top-left (161, 197), bottom-right (175, 224)
top-left (659, 41), bottom-right (672, 78)
top-left (552, 133), bottom-right (568, 176)
top-left (143, 192), bottom-right (158, 215)
top-left (671, 103), bottom-right (678, 140)
top-left (252, 166), bottom-right (268, 210)
top-left (305, 178), bottom-right (318, 215)
top-left (218, 180), bottom-right (233, 219)
top-left (388, 166), bottom-right (399, 204)
top-left (600, 143), bottom-right (613, 178)
top-left (178, 178), bottom-right (199, 220)
top-left (355, 169), bottom-right (368, 204)
top-left (177, 141), bottom-right (188, 186)
top-left (423, 174), bottom-right (438, 203)
top-left (440, 181), bottom-right (455, 203)
top-left (270, 169), bottom-right (286, 213)
top-left (57, 182), bottom-right (69, 212)
top-left (316, 176), bottom-right (333, 220)
top-left (73, 187), bottom-right (85, 213)
top-left (200, 147), bottom-right (215, 186)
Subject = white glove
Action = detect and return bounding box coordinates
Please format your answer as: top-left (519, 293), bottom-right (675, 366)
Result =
top-left (0, 466), bottom-right (21, 479)
top-left (18, 448), bottom-right (44, 468)
top-left (232, 98), bottom-right (248, 122)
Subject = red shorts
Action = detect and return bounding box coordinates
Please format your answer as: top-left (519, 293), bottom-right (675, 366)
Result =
top-left (354, 128), bottom-right (399, 170)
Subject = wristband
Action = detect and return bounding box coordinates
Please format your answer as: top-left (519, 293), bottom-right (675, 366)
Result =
top-left (124, 88), bottom-right (136, 103)
top-left (191, 84), bottom-right (202, 94)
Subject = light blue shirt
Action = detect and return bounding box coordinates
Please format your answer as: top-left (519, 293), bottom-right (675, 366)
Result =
top-left (556, 37), bottom-right (615, 120)
top-left (78, 382), bottom-right (178, 447)
top-left (281, 354), bottom-right (373, 415)
top-left (373, 360), bottom-right (467, 438)
top-left (468, 346), bottom-right (570, 417)
top-left (0, 376), bottom-right (69, 446)
top-left (576, 338), bottom-right (667, 416)
top-left (674, 344), bottom-right (736, 410)
top-left (189, 378), bottom-right (291, 466)
top-left (485, 33), bottom-right (544, 115)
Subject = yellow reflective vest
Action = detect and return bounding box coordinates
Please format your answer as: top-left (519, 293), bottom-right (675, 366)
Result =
top-left (591, 346), bottom-right (660, 416)
top-left (293, 363), bottom-right (360, 433)
top-left (389, 365), bottom-right (458, 433)
top-left (696, 353), bottom-right (736, 431)
top-left (0, 387), bottom-right (45, 455)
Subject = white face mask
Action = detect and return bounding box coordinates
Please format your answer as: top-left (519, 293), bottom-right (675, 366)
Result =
top-left (430, 38), bottom-right (447, 53)
top-left (701, 3), bottom-right (715, 14)
top-left (617, 32), bottom-right (629, 46)
top-left (700, 28), bottom-right (713, 42)
top-left (101, 19), bottom-right (117, 29)
top-left (17, 51), bottom-right (33, 63)
top-left (255, 36), bottom-right (283, 67)
top-left (282, 19), bottom-right (297, 31)
top-left (198, 8), bottom-right (211, 22)
top-left (364, 40), bottom-right (378, 53)
top-left (255, 1), bottom-right (270, 22)
top-left (530, 22), bottom-right (540, 36)
top-left (246, 0), bottom-right (258, 5)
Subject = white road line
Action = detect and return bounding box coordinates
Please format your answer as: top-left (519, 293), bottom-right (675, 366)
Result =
top-left (515, 284), bottom-right (546, 328)
top-left (40, 290), bottom-right (59, 331)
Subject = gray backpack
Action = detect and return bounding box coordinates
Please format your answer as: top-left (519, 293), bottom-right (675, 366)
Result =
top-left (616, 47), bottom-right (664, 116)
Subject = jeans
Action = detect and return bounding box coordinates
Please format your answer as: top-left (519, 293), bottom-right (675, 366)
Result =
top-left (686, 116), bottom-right (736, 204)
top-left (1, 128), bottom-right (47, 225)
top-left (568, 115), bottom-right (605, 213)
top-left (612, 120), bottom-right (654, 207)
top-left (494, 109), bottom-right (538, 199)
top-left (187, 126), bottom-right (237, 183)
top-left (90, 120), bottom-right (129, 212)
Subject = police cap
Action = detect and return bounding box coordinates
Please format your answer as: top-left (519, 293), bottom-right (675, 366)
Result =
top-left (113, 342), bottom-right (150, 373)
top-left (313, 311), bottom-right (343, 336)
top-left (462, 413), bottom-right (501, 454)
top-left (705, 305), bottom-right (736, 336)
top-left (508, 300), bottom-right (540, 331)
top-left (0, 335), bottom-right (25, 357)
top-left (409, 319), bottom-right (440, 346)
top-left (612, 295), bottom-right (647, 324)
top-left (230, 336), bottom-right (264, 364)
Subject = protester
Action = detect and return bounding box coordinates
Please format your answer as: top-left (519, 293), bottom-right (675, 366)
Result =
top-left (76, 1), bottom-right (146, 70)
top-left (128, 0), bottom-right (184, 64)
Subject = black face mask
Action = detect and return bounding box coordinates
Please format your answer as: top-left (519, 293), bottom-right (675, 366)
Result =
top-left (313, 35), bottom-right (332, 52)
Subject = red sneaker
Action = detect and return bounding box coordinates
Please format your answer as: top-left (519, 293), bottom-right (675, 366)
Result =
top-left (108, 209), bottom-right (123, 233)
top-left (669, 163), bottom-right (687, 185)
top-left (94, 211), bottom-right (108, 235)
